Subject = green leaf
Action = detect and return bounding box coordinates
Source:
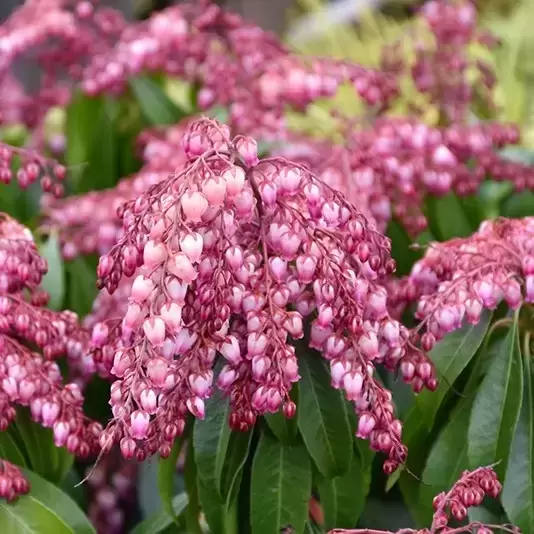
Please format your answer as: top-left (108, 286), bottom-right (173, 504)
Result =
top-left (131, 493), bottom-right (189, 534)
top-left (265, 384), bottom-right (299, 444)
top-left (250, 431), bottom-right (312, 534)
top-left (426, 193), bottom-right (475, 241)
top-left (220, 428), bottom-right (253, 504)
top-left (193, 387), bottom-right (232, 498)
top-left (387, 220), bottom-right (420, 276)
top-left (0, 469), bottom-right (95, 533)
top-left (0, 430), bottom-right (27, 468)
top-left (77, 98), bottom-right (119, 193)
top-left (502, 191), bottom-right (534, 218)
top-left (14, 409), bottom-right (73, 484)
top-left (415, 312), bottom-right (492, 429)
top-left (65, 258), bottom-right (98, 318)
top-left (183, 440), bottom-right (203, 534)
top-left (38, 231), bottom-right (65, 310)
top-left (297, 351), bottom-right (353, 478)
top-left (317, 450), bottom-right (371, 529)
top-left (502, 336), bottom-right (534, 533)
top-left (468, 315), bottom-right (523, 479)
top-left (130, 77), bottom-right (187, 126)
top-left (197, 479), bottom-right (230, 534)
top-left (158, 434), bottom-right (185, 524)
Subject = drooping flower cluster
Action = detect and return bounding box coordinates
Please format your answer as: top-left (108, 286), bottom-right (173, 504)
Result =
top-left (329, 466), bottom-right (519, 534)
top-left (0, 213), bottom-right (101, 472)
top-left (92, 118), bottom-right (436, 472)
top-left (0, 459), bottom-right (29, 502)
top-left (275, 119), bottom-right (533, 235)
top-left (391, 217), bottom-right (534, 341)
top-left (41, 118), bottom-right (193, 259)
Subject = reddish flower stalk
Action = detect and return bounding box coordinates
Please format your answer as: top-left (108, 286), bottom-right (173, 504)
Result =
top-left (93, 117), bottom-right (436, 471)
top-left (329, 467), bottom-right (519, 534)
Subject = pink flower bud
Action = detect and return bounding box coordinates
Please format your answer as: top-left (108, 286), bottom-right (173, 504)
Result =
top-left (53, 421), bottom-right (70, 446)
top-left (143, 240), bottom-right (168, 268)
top-left (236, 138), bottom-right (259, 167)
top-left (120, 437), bottom-right (136, 459)
top-left (147, 357), bottom-right (168, 388)
top-left (526, 275), bottom-right (534, 303)
top-left (189, 372), bottom-right (213, 397)
top-left (357, 413), bottom-right (376, 438)
top-left (325, 335), bottom-right (346, 358)
top-left (165, 276), bottom-right (188, 304)
top-left (124, 303), bottom-right (143, 329)
top-left (179, 232), bottom-right (204, 263)
top-left (186, 397), bottom-right (205, 419)
top-left (247, 332), bottom-right (268, 357)
top-left (140, 389), bottom-right (158, 414)
top-left (432, 145), bottom-right (457, 166)
top-left (181, 191), bottom-right (208, 222)
top-left (130, 410), bottom-right (150, 439)
top-left (358, 331), bottom-right (379, 359)
top-left (222, 166), bottom-right (246, 196)
top-left (2, 377), bottom-right (17, 399)
top-left (296, 255), bottom-right (317, 283)
top-left (174, 328), bottom-right (198, 355)
top-left (284, 312), bottom-right (304, 339)
top-left (310, 322), bottom-right (332, 350)
top-left (367, 289), bottom-right (388, 319)
top-left (268, 257), bottom-right (287, 281)
top-left (278, 167), bottom-right (302, 194)
top-left (143, 317), bottom-right (166, 347)
top-left (283, 357), bottom-right (299, 382)
top-left (436, 306), bottom-right (457, 333)
top-left (202, 176), bottom-right (227, 206)
top-left (343, 371), bottom-right (364, 401)
top-left (217, 365), bottom-right (237, 389)
top-left (91, 322), bottom-right (109, 348)
top-left (381, 320), bottom-right (400, 346)
top-left (220, 336), bottom-right (242, 365)
top-left (225, 246), bottom-right (244, 270)
top-left (167, 253), bottom-right (198, 283)
top-left (252, 355), bottom-right (270, 380)
top-left (42, 401), bottom-right (60, 427)
top-left (131, 275), bottom-right (155, 303)
top-left (330, 360), bottom-right (351, 388)
top-left (112, 349), bottom-right (132, 378)
top-left (160, 302), bottom-right (183, 333)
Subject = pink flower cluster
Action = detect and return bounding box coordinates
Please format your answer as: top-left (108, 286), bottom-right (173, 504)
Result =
top-left (90, 118), bottom-right (436, 472)
top-left (0, 213), bottom-right (101, 470)
top-left (276, 119), bottom-right (532, 235)
top-left (0, 459), bottom-right (29, 502)
top-left (391, 217), bottom-right (534, 340)
top-left (329, 466), bottom-right (519, 534)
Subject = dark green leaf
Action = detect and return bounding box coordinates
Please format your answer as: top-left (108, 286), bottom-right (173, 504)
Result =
top-left (468, 315), bottom-right (523, 479)
top-left (265, 384), bottom-right (299, 444)
top-left (197, 478), bottom-right (229, 534)
top-left (77, 98), bottom-right (119, 193)
top-left (416, 312), bottom-right (492, 429)
top-left (131, 493), bottom-right (189, 534)
top-left (298, 352), bottom-right (352, 478)
top-left (386, 221), bottom-right (420, 276)
top-left (250, 432), bottom-right (312, 534)
top-left (193, 387), bottom-right (232, 498)
top-left (317, 450), bottom-right (371, 528)
top-left (130, 77), bottom-right (187, 126)
top-left (502, 192), bottom-right (534, 218)
top-left (0, 429), bottom-right (27, 468)
top-left (502, 336), bottom-right (534, 533)
top-left (65, 258), bottom-right (98, 318)
top-left (220, 428), bottom-right (253, 503)
top-left (183, 440), bottom-right (203, 534)
top-left (14, 409), bottom-right (73, 484)
top-left (426, 193), bottom-right (475, 240)
top-left (59, 469), bottom-right (85, 510)
top-left (38, 231), bottom-right (65, 310)
top-left (158, 434), bottom-right (185, 524)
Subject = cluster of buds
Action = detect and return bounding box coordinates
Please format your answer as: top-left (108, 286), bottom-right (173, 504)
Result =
top-left (381, 0), bottom-right (498, 125)
top-left (84, 450), bottom-right (138, 534)
top-left (276, 119), bottom-right (533, 235)
top-left (0, 213), bottom-right (101, 474)
top-left (329, 467), bottom-right (519, 534)
top-left (91, 118), bottom-right (436, 472)
top-left (390, 217), bottom-right (534, 341)
top-left (0, 459), bottom-right (29, 502)
top-left (41, 118), bottom-right (193, 259)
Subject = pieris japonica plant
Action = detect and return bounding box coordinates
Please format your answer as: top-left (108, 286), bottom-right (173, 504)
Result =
top-left (0, 1), bottom-right (531, 533)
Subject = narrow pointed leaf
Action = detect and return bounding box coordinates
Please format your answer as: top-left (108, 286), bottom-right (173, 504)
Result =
top-left (193, 387), bottom-right (232, 497)
top-left (220, 428), bottom-right (253, 503)
top-left (131, 493), bottom-right (188, 534)
top-left (130, 77), bottom-right (187, 126)
top-left (502, 340), bottom-right (534, 533)
top-left (184, 440), bottom-right (203, 534)
top-left (265, 384), bottom-right (299, 444)
top-left (65, 258), bottom-right (97, 318)
top-left (468, 317), bottom-right (523, 479)
top-left (197, 478), bottom-right (229, 534)
top-left (38, 231), bottom-right (65, 310)
top-left (298, 353), bottom-right (352, 478)
top-left (158, 434), bottom-right (185, 524)
top-left (317, 451), bottom-right (371, 528)
top-left (0, 430), bottom-right (27, 467)
top-left (416, 312), bottom-right (491, 429)
top-left (251, 431), bottom-right (312, 534)
top-left (426, 193), bottom-right (475, 240)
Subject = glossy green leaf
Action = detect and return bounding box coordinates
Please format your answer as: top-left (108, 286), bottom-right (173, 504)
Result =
top-left (158, 434), bottom-right (185, 524)
top-left (468, 315), bottom-right (523, 479)
top-left (265, 384), bottom-right (299, 444)
top-left (416, 311), bottom-right (492, 429)
top-left (0, 469), bottom-right (95, 533)
top-left (38, 231), bottom-right (65, 310)
top-left (0, 429), bottom-right (27, 468)
top-left (426, 193), bottom-right (475, 241)
top-left (250, 431), bottom-right (312, 534)
top-left (298, 352), bottom-right (352, 478)
top-left (197, 478), bottom-right (230, 534)
top-left (193, 387), bottom-right (232, 498)
top-left (502, 337), bottom-right (534, 533)
top-left (77, 98), bottom-right (119, 193)
top-left (131, 493), bottom-right (189, 534)
top-left (220, 428), bottom-right (253, 504)
top-left (65, 258), bottom-right (98, 318)
top-left (387, 220), bottom-right (420, 276)
top-left (130, 77), bottom-right (187, 126)
top-left (317, 450), bottom-right (371, 529)
top-left (14, 409), bottom-right (73, 484)
top-left (502, 191), bottom-right (534, 218)
top-left (183, 440), bottom-right (202, 534)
